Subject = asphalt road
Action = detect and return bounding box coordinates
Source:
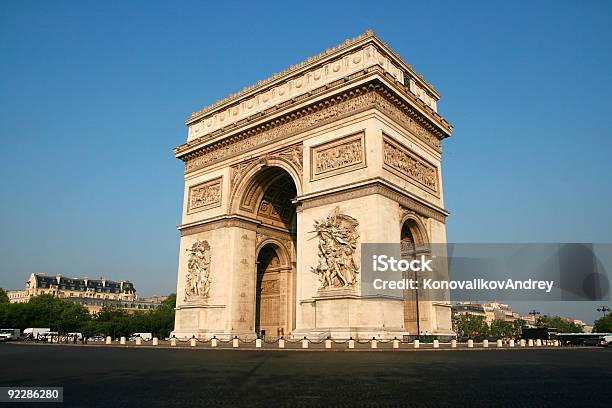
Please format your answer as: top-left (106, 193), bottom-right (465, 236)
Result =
top-left (1, 344), bottom-right (611, 408)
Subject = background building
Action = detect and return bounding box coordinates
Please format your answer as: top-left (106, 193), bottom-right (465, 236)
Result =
top-left (7, 273), bottom-right (163, 313)
top-left (452, 302), bottom-right (521, 325)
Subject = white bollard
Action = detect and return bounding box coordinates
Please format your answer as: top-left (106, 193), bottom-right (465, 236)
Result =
top-left (136, 337), bottom-right (142, 346)
top-left (393, 339), bottom-right (400, 349)
top-left (232, 338), bottom-right (239, 348)
top-left (278, 339), bottom-right (285, 348)
top-left (483, 340), bottom-right (489, 348)
top-left (414, 339), bottom-right (420, 349)
top-left (536, 339), bottom-right (542, 347)
top-left (528, 339), bottom-right (534, 347)
top-left (105, 336), bottom-right (112, 345)
top-left (520, 339), bottom-right (526, 347)
top-left (348, 339), bottom-right (355, 349)
top-left (211, 338), bottom-right (217, 347)
top-left (325, 339), bottom-right (332, 349)
top-left (467, 339), bottom-right (474, 348)
top-left (451, 339), bottom-right (457, 348)
top-left (509, 339), bottom-right (515, 347)
top-left (554, 340), bottom-right (559, 347)
top-left (371, 339), bottom-right (377, 349)
top-left (152, 337), bottom-right (159, 346)
top-left (120, 336), bottom-right (126, 345)
top-left (433, 339), bottom-right (439, 348)
top-left (497, 339), bottom-right (503, 348)
top-left (190, 338), bottom-right (196, 347)
top-left (301, 338), bottom-right (309, 349)
top-left (170, 337), bottom-right (177, 346)
top-left (256, 338), bottom-right (262, 348)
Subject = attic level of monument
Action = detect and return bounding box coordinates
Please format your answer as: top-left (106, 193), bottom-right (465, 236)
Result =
top-left (185, 30), bottom-right (443, 124)
top-left (174, 31), bottom-right (453, 164)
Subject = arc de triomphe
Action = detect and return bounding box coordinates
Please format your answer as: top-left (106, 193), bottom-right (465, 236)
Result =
top-left (171, 31), bottom-right (454, 340)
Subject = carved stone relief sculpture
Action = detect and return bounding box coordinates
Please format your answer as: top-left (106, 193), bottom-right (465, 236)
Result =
top-left (184, 240), bottom-right (212, 302)
top-left (310, 207), bottom-right (360, 289)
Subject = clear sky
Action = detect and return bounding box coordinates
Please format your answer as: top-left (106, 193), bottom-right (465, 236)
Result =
top-left (1, 1), bottom-right (611, 323)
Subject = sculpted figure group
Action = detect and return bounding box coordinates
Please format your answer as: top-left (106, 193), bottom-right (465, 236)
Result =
top-left (311, 207), bottom-right (360, 289)
top-left (184, 240), bottom-right (212, 302)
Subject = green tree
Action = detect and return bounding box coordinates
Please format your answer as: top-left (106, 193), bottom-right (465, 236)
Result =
top-left (593, 312), bottom-right (612, 333)
top-left (452, 313), bottom-right (489, 341)
top-left (490, 319), bottom-right (514, 340)
top-left (0, 288), bottom-right (9, 304)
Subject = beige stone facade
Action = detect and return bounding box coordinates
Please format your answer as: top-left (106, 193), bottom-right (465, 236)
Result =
top-left (172, 31), bottom-right (454, 340)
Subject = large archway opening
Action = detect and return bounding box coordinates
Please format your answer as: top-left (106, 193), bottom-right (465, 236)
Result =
top-left (240, 166), bottom-right (298, 339)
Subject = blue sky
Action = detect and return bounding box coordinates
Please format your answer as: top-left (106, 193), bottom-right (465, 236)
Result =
top-left (1, 1), bottom-right (611, 323)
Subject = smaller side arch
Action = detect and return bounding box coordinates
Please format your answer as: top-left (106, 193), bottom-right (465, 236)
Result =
top-left (400, 212), bottom-right (430, 250)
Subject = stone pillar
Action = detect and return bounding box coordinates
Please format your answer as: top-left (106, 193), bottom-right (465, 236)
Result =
top-left (301, 338), bottom-right (309, 349)
top-left (256, 338), bottom-right (262, 348)
top-left (467, 339), bottom-right (473, 348)
top-left (528, 339), bottom-right (534, 347)
top-left (496, 339), bottom-right (503, 348)
top-left (414, 339), bottom-right (420, 349)
top-left (371, 338), bottom-right (377, 349)
top-left (325, 339), bottom-right (332, 349)
top-left (509, 339), bottom-right (515, 347)
top-left (170, 337), bottom-right (177, 346)
top-left (482, 339), bottom-right (489, 348)
top-left (232, 337), bottom-right (239, 348)
top-left (520, 339), bottom-right (526, 347)
top-left (393, 339), bottom-right (400, 349)
top-left (433, 339), bottom-right (439, 348)
top-left (536, 339), bottom-right (542, 346)
top-left (190, 337), bottom-right (196, 347)
top-left (120, 336), bottom-right (126, 345)
top-left (105, 336), bottom-right (112, 345)
top-left (348, 339), bottom-right (355, 349)
top-left (278, 338), bottom-right (285, 348)
top-left (451, 339), bottom-right (457, 348)
top-left (152, 337), bottom-right (159, 346)
top-left (211, 337), bottom-right (218, 347)
top-left (136, 337), bottom-right (142, 346)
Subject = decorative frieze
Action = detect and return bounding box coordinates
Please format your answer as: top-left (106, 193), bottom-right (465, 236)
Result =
top-left (311, 207), bottom-right (360, 289)
top-left (184, 240), bottom-right (212, 302)
top-left (383, 136), bottom-right (439, 196)
top-left (182, 86), bottom-right (444, 175)
top-left (187, 177), bottom-right (222, 214)
top-left (311, 133), bottom-right (366, 180)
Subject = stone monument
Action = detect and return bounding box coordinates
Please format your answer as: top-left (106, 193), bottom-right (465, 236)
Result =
top-left (171, 31), bottom-right (454, 340)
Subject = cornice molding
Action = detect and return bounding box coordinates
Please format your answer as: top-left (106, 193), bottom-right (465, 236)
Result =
top-left (298, 179), bottom-right (448, 223)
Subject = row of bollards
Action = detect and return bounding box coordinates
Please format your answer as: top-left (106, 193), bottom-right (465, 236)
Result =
top-left (102, 335), bottom-right (560, 349)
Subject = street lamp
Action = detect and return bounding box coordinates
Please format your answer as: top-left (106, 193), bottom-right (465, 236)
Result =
top-left (529, 309), bottom-right (540, 326)
top-left (596, 306), bottom-right (610, 318)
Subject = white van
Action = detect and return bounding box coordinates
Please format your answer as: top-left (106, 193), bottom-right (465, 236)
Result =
top-left (130, 332), bottom-right (153, 341)
top-left (600, 335), bottom-right (612, 347)
top-left (0, 329), bottom-right (21, 341)
top-left (23, 328), bottom-right (50, 339)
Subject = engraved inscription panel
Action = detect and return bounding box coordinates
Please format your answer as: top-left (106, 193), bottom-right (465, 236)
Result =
top-left (383, 136), bottom-right (439, 196)
top-left (311, 133), bottom-right (366, 181)
top-left (187, 177), bottom-right (222, 213)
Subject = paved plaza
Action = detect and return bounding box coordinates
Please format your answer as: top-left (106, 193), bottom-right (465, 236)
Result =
top-left (1, 343), bottom-right (611, 407)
